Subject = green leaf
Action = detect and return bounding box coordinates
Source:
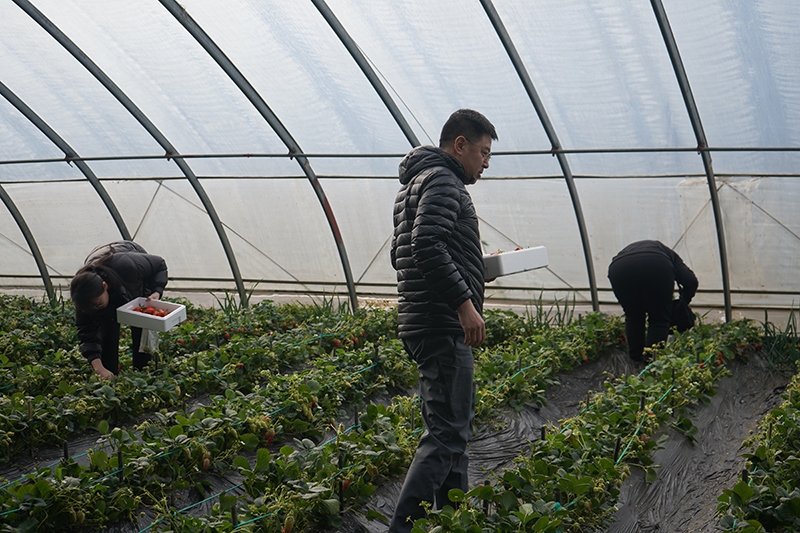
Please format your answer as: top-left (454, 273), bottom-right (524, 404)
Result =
top-left (33, 479), bottom-right (52, 499)
top-left (240, 433), bottom-right (260, 452)
top-left (97, 419), bottom-right (110, 434)
top-left (533, 516), bottom-right (552, 531)
top-left (232, 456), bottom-right (251, 470)
top-left (90, 450), bottom-right (109, 470)
top-left (254, 448), bottom-right (271, 472)
top-left (365, 509), bottom-right (387, 521)
top-left (280, 445), bottom-right (294, 456)
top-left (448, 488), bottom-right (466, 502)
top-left (733, 481), bottom-right (755, 502)
top-left (645, 467), bottom-right (658, 484)
top-left (168, 424), bottom-right (184, 439)
top-left (498, 491), bottom-right (518, 511)
top-left (476, 485), bottom-right (494, 500)
top-left (219, 492), bottom-right (236, 512)
top-left (320, 498), bottom-right (339, 515)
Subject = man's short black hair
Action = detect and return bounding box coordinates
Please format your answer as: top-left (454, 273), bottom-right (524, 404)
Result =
top-left (439, 109), bottom-right (498, 147)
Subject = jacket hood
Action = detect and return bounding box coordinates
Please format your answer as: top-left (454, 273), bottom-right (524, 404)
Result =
top-left (398, 146), bottom-right (468, 185)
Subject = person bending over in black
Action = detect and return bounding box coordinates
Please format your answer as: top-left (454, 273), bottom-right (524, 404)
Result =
top-left (608, 240), bottom-right (698, 362)
top-left (69, 241), bottom-right (168, 379)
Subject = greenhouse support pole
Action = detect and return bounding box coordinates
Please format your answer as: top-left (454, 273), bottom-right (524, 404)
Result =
top-left (311, 0), bottom-right (421, 147)
top-left (480, 0), bottom-right (599, 311)
top-left (0, 81), bottom-right (131, 241)
top-left (0, 186), bottom-right (54, 300)
top-left (13, 0), bottom-right (249, 306)
top-left (651, 0), bottom-right (732, 322)
top-left (160, 0), bottom-right (359, 313)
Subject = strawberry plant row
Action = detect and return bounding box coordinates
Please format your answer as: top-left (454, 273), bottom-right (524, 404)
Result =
top-left (0, 299), bottom-right (610, 464)
top-left (0, 300), bottom-right (405, 462)
top-left (1, 306), bottom-right (621, 531)
top-left (138, 312), bottom-right (625, 531)
top-left (0, 341), bottom-right (418, 531)
top-left (410, 318), bottom-right (763, 533)
top-left (0, 331), bottom-right (415, 463)
top-left (1, 297), bottom-right (394, 400)
top-left (716, 372), bottom-right (800, 532)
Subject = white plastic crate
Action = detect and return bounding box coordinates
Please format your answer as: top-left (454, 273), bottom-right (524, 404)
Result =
top-left (116, 297), bottom-right (187, 332)
top-left (483, 246), bottom-right (548, 279)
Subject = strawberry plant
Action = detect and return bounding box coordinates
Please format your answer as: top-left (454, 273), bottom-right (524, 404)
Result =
top-left (408, 318), bottom-right (761, 532)
top-left (717, 373), bottom-right (800, 532)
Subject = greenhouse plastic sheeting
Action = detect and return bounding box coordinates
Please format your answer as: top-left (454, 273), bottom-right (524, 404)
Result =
top-left (1, 0), bottom-right (799, 312)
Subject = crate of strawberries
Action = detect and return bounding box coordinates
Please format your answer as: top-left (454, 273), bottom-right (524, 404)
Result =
top-left (116, 297), bottom-right (187, 332)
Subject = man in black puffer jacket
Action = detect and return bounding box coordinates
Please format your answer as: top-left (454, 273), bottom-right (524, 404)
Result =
top-left (389, 109), bottom-right (497, 533)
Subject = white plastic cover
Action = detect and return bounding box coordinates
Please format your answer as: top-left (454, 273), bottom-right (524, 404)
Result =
top-left (0, 0), bottom-right (798, 310)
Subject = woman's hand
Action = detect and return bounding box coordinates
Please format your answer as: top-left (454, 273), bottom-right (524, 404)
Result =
top-left (91, 359), bottom-right (114, 380)
top-left (145, 292), bottom-right (160, 302)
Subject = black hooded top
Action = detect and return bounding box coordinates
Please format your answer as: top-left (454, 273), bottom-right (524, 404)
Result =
top-left (391, 146), bottom-right (484, 338)
top-left (610, 240), bottom-right (698, 303)
top-left (75, 251), bottom-right (168, 363)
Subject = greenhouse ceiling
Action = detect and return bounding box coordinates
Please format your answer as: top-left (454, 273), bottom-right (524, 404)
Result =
top-left (1, 0), bottom-right (799, 319)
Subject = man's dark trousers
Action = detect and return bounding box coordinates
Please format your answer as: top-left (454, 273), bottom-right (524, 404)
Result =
top-left (389, 334), bottom-right (475, 533)
top-left (608, 253), bottom-right (675, 359)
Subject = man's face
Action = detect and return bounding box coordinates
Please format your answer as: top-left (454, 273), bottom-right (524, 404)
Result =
top-left (455, 134), bottom-right (492, 184)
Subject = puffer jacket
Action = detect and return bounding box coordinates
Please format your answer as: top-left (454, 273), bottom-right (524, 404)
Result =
top-left (75, 250), bottom-right (168, 363)
top-left (391, 146), bottom-right (484, 338)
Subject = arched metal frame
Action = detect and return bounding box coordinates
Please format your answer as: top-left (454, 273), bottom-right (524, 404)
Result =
top-left (160, 0), bottom-right (359, 313)
top-left (480, 0), bottom-right (600, 312)
top-left (0, 1), bottom-right (740, 318)
top-left (0, 80), bottom-right (131, 241)
top-left (0, 185), bottom-right (54, 300)
top-left (310, 0), bottom-right (421, 149)
top-left (13, 0), bottom-right (248, 306)
top-left (650, 0), bottom-right (732, 322)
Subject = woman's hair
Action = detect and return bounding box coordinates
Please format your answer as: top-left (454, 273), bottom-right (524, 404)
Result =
top-left (69, 253), bottom-right (124, 313)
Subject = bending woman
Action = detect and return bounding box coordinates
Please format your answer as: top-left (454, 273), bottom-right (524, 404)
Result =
top-left (69, 241), bottom-right (168, 379)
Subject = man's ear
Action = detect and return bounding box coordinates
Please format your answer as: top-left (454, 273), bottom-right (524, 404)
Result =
top-left (102, 281), bottom-right (108, 290)
top-left (453, 135), bottom-right (468, 156)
